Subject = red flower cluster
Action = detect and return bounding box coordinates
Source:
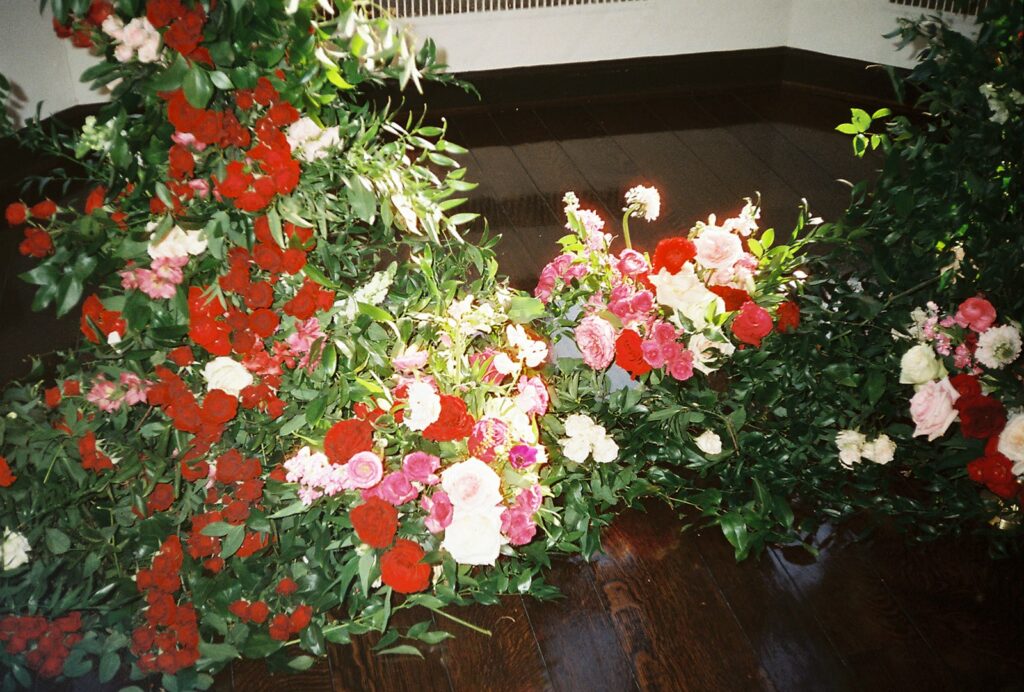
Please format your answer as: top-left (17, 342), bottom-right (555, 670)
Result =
top-left (423, 395), bottom-right (476, 442)
top-left (80, 295), bottom-right (126, 344)
top-left (187, 286), bottom-right (231, 356)
top-left (147, 0), bottom-right (211, 64)
top-left (228, 599), bottom-right (270, 624)
top-left (284, 279), bottom-right (335, 321)
top-left (147, 482), bottom-right (177, 514)
top-left (51, 0), bottom-right (110, 47)
top-left (132, 536), bottom-right (200, 675)
top-left (968, 448), bottom-right (1020, 500)
top-left (349, 501), bottom-right (430, 593)
top-left (614, 329), bottom-right (652, 378)
top-left (250, 215), bottom-right (313, 276)
top-left (0, 455), bottom-right (15, 487)
top-left (6, 200), bottom-right (58, 258)
top-left (324, 418), bottom-right (374, 465)
top-left (268, 605), bottom-right (313, 641)
top-left (0, 612), bottom-right (84, 679)
top-left (78, 431), bottom-right (114, 473)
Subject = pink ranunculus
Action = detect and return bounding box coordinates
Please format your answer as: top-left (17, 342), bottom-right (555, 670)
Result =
top-left (616, 248), bottom-right (649, 277)
top-left (468, 417), bottom-right (510, 463)
top-left (515, 375), bottom-right (549, 416)
top-left (574, 315), bottom-right (616, 370)
top-left (373, 471), bottom-right (418, 506)
top-left (345, 451), bottom-right (384, 489)
top-left (910, 378), bottom-right (960, 441)
top-left (402, 451), bottom-right (440, 485)
top-left (694, 226), bottom-right (744, 270)
top-left (500, 506), bottom-right (537, 546)
top-left (421, 490), bottom-right (454, 533)
top-left (954, 297), bottom-right (996, 333)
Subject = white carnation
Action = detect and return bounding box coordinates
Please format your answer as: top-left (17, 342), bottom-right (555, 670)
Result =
top-left (975, 324), bottom-right (1022, 370)
top-left (835, 429), bottom-right (867, 468)
top-left (862, 434), bottom-right (896, 465)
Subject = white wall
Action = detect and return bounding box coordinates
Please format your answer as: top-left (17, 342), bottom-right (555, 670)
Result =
top-left (0, 0), bottom-right (982, 125)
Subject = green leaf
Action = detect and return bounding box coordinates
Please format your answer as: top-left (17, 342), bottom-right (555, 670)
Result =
top-left (719, 513), bottom-right (750, 560)
top-left (268, 500), bottom-right (308, 519)
top-left (210, 70), bottom-right (235, 90)
top-left (45, 528), bottom-right (71, 555)
top-left (850, 108), bottom-right (871, 132)
top-left (288, 655), bottom-right (316, 671)
top-left (835, 122), bottom-right (859, 135)
top-left (357, 302), bottom-right (394, 323)
top-left (98, 651), bottom-right (120, 684)
top-left (183, 64), bottom-right (214, 108)
top-left (378, 645), bottom-right (424, 657)
top-left (220, 524), bottom-right (245, 559)
top-left (508, 296), bottom-right (545, 324)
top-left (198, 642), bottom-right (239, 664)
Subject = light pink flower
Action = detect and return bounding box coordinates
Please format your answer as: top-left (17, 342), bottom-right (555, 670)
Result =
top-left (402, 451), bottom-right (440, 485)
top-left (514, 375), bottom-right (549, 416)
top-left (468, 417), bottom-right (510, 463)
top-left (188, 179), bottom-right (210, 198)
top-left (119, 372), bottom-right (149, 405)
top-left (86, 376), bottom-right (121, 412)
top-left (910, 378), bottom-right (960, 441)
top-left (608, 284), bottom-right (654, 327)
top-left (574, 315), bottom-right (616, 370)
top-left (421, 490), bottom-right (453, 533)
top-left (171, 131), bottom-right (207, 152)
top-left (286, 318), bottom-right (326, 369)
top-left (501, 506), bottom-right (537, 546)
top-left (392, 348), bottom-right (429, 372)
top-left (641, 321), bottom-right (693, 381)
top-left (694, 227), bottom-right (744, 270)
top-left (440, 458), bottom-right (502, 509)
top-left (954, 297), bottom-right (996, 333)
top-left (345, 451), bottom-right (384, 489)
top-left (284, 446), bottom-right (349, 504)
top-left (616, 249), bottom-right (649, 277)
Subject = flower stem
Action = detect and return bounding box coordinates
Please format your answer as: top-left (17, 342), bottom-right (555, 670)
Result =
top-left (621, 212), bottom-right (633, 251)
top-left (427, 606), bottom-right (492, 636)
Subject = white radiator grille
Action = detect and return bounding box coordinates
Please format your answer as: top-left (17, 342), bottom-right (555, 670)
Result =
top-left (888, 0), bottom-right (988, 15)
top-left (378, 0), bottom-right (647, 17)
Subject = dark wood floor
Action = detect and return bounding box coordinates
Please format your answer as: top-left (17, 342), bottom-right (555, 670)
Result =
top-left (4, 85), bottom-right (1023, 691)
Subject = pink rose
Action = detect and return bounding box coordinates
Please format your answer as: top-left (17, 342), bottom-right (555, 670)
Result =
top-left (368, 471), bottom-right (418, 506)
top-left (694, 227), bottom-right (743, 270)
top-left (402, 451), bottom-right (440, 485)
top-left (910, 378), bottom-right (960, 441)
top-left (616, 249), bottom-right (649, 277)
top-left (575, 315), bottom-right (616, 370)
top-left (421, 490), bottom-right (453, 533)
top-left (501, 507), bottom-right (537, 546)
top-left (346, 451), bottom-right (384, 489)
top-left (954, 297), bottom-right (996, 333)
top-left (515, 375), bottom-right (549, 416)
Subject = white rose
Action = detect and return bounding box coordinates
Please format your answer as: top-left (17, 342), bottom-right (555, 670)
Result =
top-left (563, 414), bottom-right (597, 439)
top-left (835, 429), bottom-right (867, 468)
top-left (101, 15), bottom-right (125, 39)
top-left (899, 344), bottom-right (946, 385)
top-left (148, 224), bottom-right (208, 259)
top-left (862, 434), bottom-right (896, 465)
top-left (590, 434), bottom-right (619, 464)
top-left (694, 226), bottom-right (744, 270)
top-left (998, 413), bottom-right (1024, 469)
top-left (120, 17), bottom-right (153, 49)
top-left (560, 435), bottom-right (592, 464)
top-left (441, 458), bottom-right (502, 509)
top-left (202, 357), bottom-right (253, 397)
top-left (1, 529), bottom-right (31, 571)
top-left (694, 430), bottom-right (723, 455)
top-left (909, 378), bottom-right (959, 441)
top-left (442, 504), bottom-right (506, 565)
top-left (403, 380), bottom-right (441, 432)
top-left (648, 265), bottom-right (722, 330)
top-left (136, 35), bottom-right (162, 64)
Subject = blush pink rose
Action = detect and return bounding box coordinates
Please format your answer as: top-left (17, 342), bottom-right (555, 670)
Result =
top-left (616, 249), bottom-right (649, 277)
top-left (910, 378), bottom-right (960, 441)
top-left (402, 451), bottom-right (440, 485)
top-left (346, 451), bottom-right (384, 489)
top-left (574, 315), bottom-right (616, 370)
top-left (694, 227), bottom-right (743, 270)
top-left (954, 297), bottom-right (996, 333)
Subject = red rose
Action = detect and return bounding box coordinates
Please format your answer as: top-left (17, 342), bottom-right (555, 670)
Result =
top-left (146, 483), bottom-right (176, 514)
top-left (731, 301), bottom-right (773, 347)
top-left (201, 390), bottom-right (238, 425)
top-left (776, 301), bottom-right (800, 333)
top-left (168, 346), bottom-right (194, 367)
top-left (423, 395), bottom-right (475, 442)
top-left (380, 539), bottom-right (431, 594)
top-left (245, 281), bottom-right (274, 310)
top-left (708, 285), bottom-right (751, 312)
top-left (19, 228), bottom-right (54, 258)
top-left (44, 387), bottom-right (62, 408)
top-left (950, 374), bottom-right (981, 398)
top-left (651, 237), bottom-right (696, 274)
top-left (0, 456), bottom-right (16, 487)
top-left (955, 394), bottom-right (1006, 439)
top-left (29, 199), bottom-right (57, 219)
top-left (5, 202), bottom-right (27, 226)
top-left (323, 418), bottom-right (374, 465)
top-left (350, 498), bottom-right (398, 548)
top-left (248, 309), bottom-right (280, 338)
top-left (614, 329), bottom-right (652, 378)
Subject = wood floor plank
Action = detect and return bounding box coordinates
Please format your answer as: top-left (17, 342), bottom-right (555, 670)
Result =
top-left (439, 596), bottom-right (553, 692)
top-left (231, 648), bottom-right (335, 692)
top-left (520, 556), bottom-right (639, 692)
top-left (591, 500), bottom-right (772, 691)
top-left (770, 525), bottom-right (956, 691)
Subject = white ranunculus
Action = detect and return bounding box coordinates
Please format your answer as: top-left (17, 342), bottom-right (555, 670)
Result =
top-left (998, 413), bottom-right (1024, 469)
top-left (441, 458), bottom-right (502, 509)
top-left (975, 324), bottom-right (1022, 370)
top-left (559, 413), bottom-right (617, 463)
top-left (147, 224), bottom-right (208, 259)
top-left (403, 380), bottom-right (442, 432)
top-left (1, 529), bottom-right (31, 571)
top-left (442, 504), bottom-right (506, 565)
top-left (899, 343), bottom-right (945, 385)
top-left (202, 357), bottom-right (253, 397)
top-left (835, 429), bottom-right (867, 468)
top-left (694, 430), bottom-right (723, 455)
top-left (648, 265), bottom-right (721, 330)
top-left (862, 434), bottom-right (896, 465)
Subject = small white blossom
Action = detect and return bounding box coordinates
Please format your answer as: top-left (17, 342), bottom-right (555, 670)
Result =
top-left (623, 185), bottom-right (661, 222)
top-left (975, 324), bottom-right (1022, 369)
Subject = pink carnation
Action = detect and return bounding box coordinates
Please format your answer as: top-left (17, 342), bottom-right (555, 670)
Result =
top-left (468, 417), bottom-right (510, 463)
top-left (575, 315), bottom-right (616, 370)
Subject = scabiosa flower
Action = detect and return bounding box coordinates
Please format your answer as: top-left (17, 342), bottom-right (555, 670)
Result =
top-left (623, 185), bottom-right (661, 222)
top-left (975, 324), bottom-right (1022, 369)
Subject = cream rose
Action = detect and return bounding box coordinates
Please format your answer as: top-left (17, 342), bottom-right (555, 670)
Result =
top-left (910, 378), bottom-right (959, 441)
top-left (862, 434), bottom-right (896, 465)
top-left (694, 430), bottom-right (723, 455)
top-left (835, 429), bottom-right (867, 468)
top-left (1, 529), bottom-right (31, 571)
top-left (997, 412), bottom-right (1024, 471)
top-left (441, 458), bottom-right (502, 509)
top-left (694, 226), bottom-right (744, 270)
top-left (202, 357), bottom-right (253, 397)
top-left (442, 504), bottom-right (506, 565)
top-left (403, 380), bottom-right (441, 432)
top-left (899, 344), bottom-right (946, 385)
top-left (648, 265), bottom-right (722, 330)
top-left (148, 224), bottom-right (208, 259)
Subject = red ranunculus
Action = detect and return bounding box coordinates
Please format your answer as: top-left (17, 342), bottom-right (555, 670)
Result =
top-left (950, 374), bottom-right (981, 399)
top-left (423, 395), bottom-right (475, 442)
top-left (5, 202), bottom-right (27, 226)
top-left (708, 285), bottom-right (751, 312)
top-left (350, 498), bottom-right (398, 548)
top-left (731, 301), bottom-right (773, 347)
top-left (323, 418), bottom-right (374, 465)
top-left (380, 539), bottom-right (431, 594)
top-left (614, 329), bottom-right (652, 378)
top-left (775, 301), bottom-right (800, 333)
top-left (19, 228), bottom-right (54, 258)
top-left (955, 394), bottom-right (1006, 439)
top-left (651, 237), bottom-right (696, 274)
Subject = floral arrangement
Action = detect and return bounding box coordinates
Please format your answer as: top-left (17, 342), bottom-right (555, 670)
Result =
top-left (896, 297), bottom-right (1023, 504)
